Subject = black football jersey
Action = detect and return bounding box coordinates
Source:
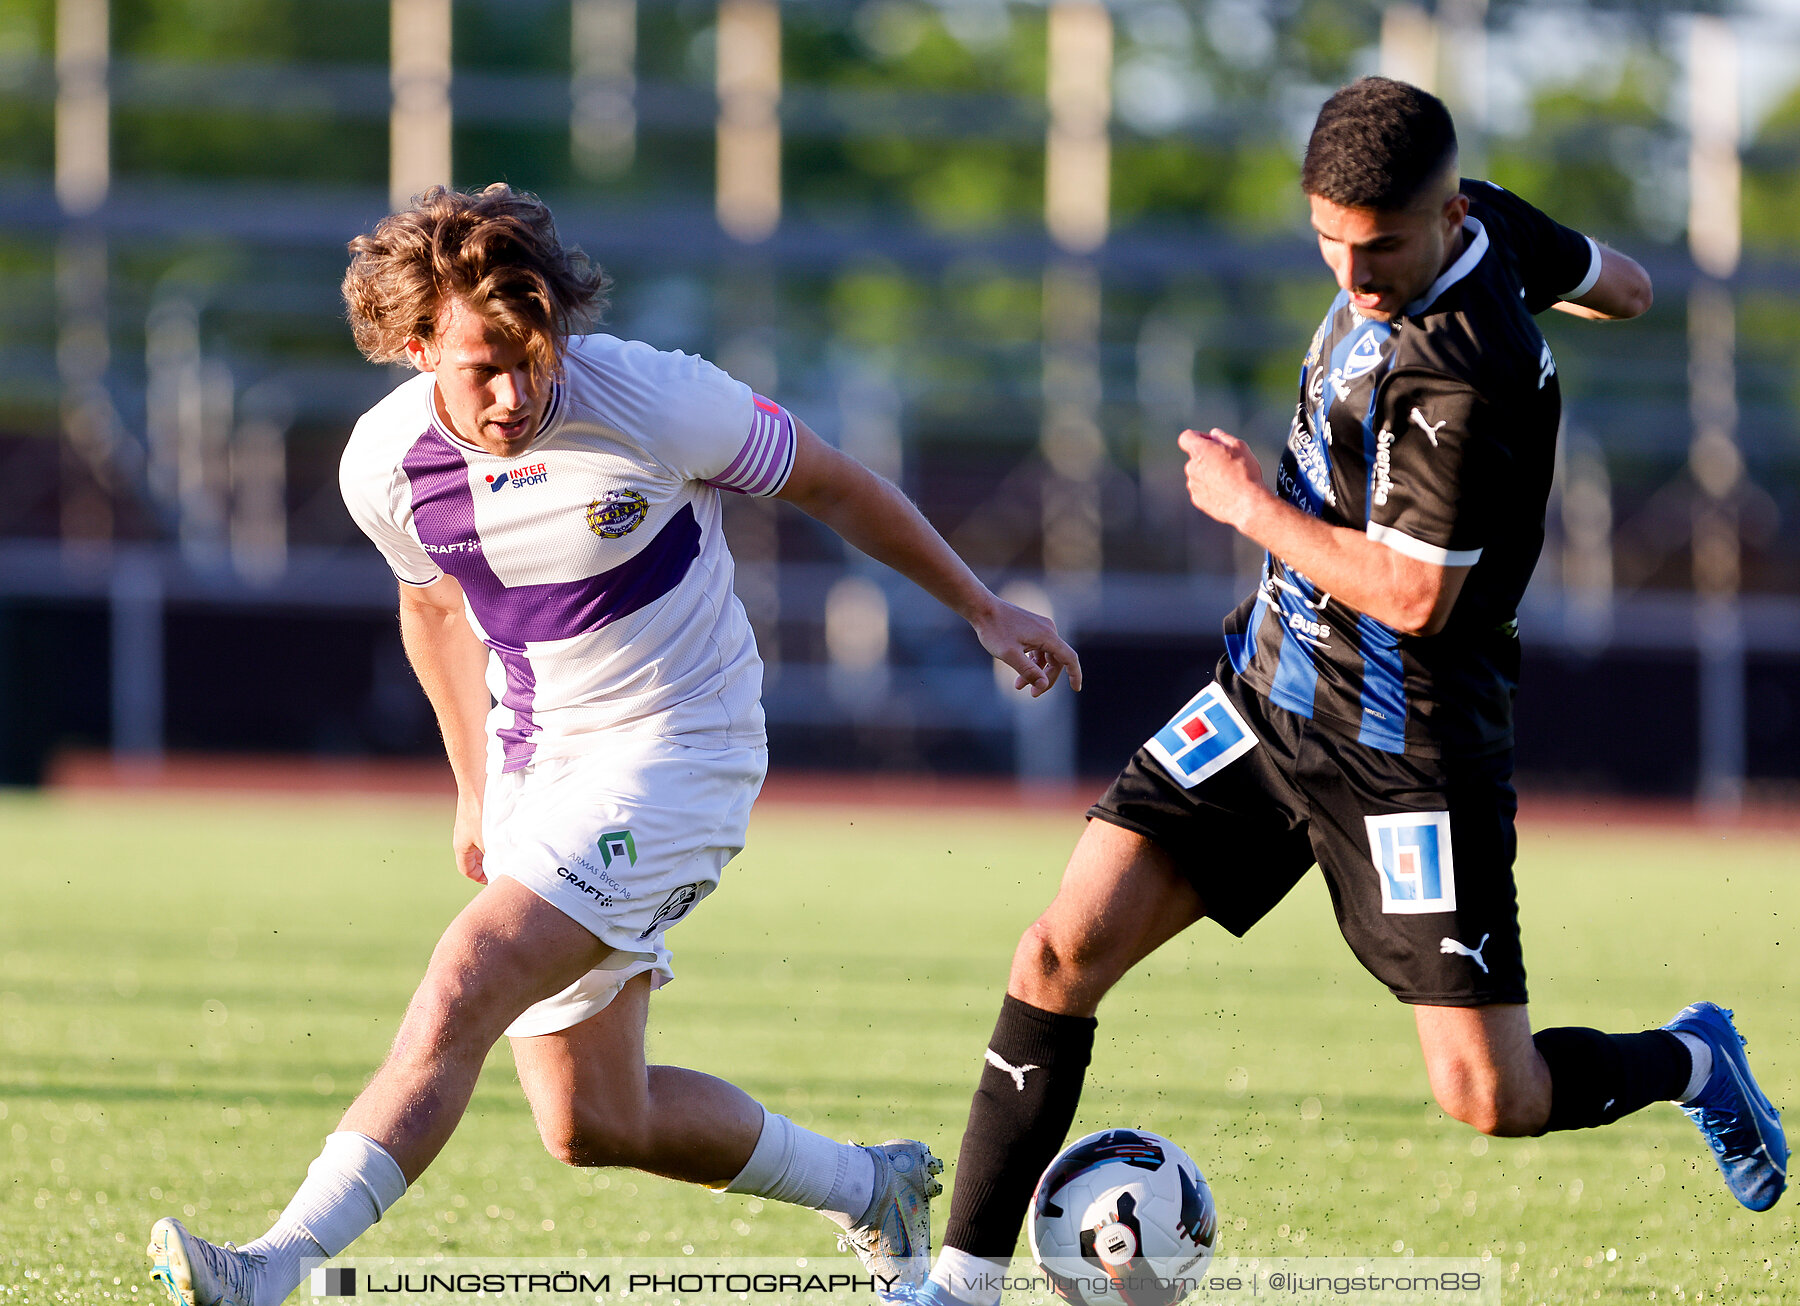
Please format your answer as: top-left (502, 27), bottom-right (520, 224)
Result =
top-left (1222, 181), bottom-right (1601, 757)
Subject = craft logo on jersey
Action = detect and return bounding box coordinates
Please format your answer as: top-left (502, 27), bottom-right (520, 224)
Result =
top-left (485, 462), bottom-right (549, 492)
top-left (586, 488), bottom-right (649, 538)
top-left (1145, 682), bottom-right (1258, 790)
top-left (597, 828), bottom-right (637, 868)
top-left (1365, 811), bottom-right (1457, 914)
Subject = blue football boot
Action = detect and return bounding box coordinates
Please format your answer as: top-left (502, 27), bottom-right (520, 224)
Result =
top-left (1665, 1002), bottom-right (1787, 1211)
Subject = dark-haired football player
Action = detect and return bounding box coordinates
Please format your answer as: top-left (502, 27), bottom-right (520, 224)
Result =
top-left (918, 75), bottom-right (1783, 1306)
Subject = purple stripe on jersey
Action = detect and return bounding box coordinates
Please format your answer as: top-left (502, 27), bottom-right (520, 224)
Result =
top-left (710, 395), bottom-right (795, 496)
top-left (737, 413), bottom-right (780, 491)
top-left (710, 409), bottom-right (768, 486)
top-left (493, 644), bottom-right (540, 772)
top-left (400, 428), bottom-right (704, 728)
top-left (752, 409), bottom-right (796, 493)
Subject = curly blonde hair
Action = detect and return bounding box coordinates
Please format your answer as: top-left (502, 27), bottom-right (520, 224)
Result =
top-left (342, 184), bottom-right (610, 383)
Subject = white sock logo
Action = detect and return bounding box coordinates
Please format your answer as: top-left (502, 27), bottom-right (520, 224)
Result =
top-left (1409, 407), bottom-right (1447, 447)
top-left (985, 1048), bottom-right (1039, 1092)
top-left (1439, 933), bottom-right (1491, 973)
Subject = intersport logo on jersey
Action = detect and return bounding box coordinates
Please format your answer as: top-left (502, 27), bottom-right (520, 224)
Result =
top-left (486, 463), bottom-right (550, 492)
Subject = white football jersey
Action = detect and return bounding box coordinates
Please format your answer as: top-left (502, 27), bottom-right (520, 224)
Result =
top-left (339, 333), bottom-right (795, 771)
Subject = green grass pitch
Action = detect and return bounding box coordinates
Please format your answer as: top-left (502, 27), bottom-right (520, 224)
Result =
top-left (2, 789), bottom-right (1796, 1303)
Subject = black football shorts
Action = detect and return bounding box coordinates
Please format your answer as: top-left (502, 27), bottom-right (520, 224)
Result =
top-left (1090, 663), bottom-right (1525, 1007)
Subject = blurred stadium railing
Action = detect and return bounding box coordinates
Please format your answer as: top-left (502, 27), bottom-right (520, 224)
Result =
top-left (2, 0), bottom-right (1799, 803)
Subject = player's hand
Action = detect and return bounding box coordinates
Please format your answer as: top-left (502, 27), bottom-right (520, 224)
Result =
top-left (1179, 428), bottom-right (1268, 530)
top-left (453, 790), bottom-right (487, 884)
top-left (974, 599), bottom-right (1083, 697)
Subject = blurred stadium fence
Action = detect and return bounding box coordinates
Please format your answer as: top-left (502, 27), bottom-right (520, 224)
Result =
top-left (4, 1), bottom-right (1800, 805)
top-left (3, 539), bottom-right (1799, 802)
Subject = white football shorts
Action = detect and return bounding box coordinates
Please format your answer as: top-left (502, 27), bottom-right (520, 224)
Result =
top-left (483, 738), bottom-right (766, 1038)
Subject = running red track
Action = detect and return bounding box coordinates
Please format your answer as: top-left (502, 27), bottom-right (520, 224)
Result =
top-left (42, 748), bottom-right (1800, 832)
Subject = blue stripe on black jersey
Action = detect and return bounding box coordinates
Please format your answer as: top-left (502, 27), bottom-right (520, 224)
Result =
top-left (1272, 316), bottom-right (1395, 728)
top-left (1355, 612), bottom-right (1407, 751)
top-left (1267, 565), bottom-right (1322, 716)
top-left (1351, 318), bottom-right (1407, 746)
top-left (1225, 577), bottom-right (1264, 675)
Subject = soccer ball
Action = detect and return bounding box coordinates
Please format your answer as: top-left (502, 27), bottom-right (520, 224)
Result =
top-left (1028, 1128), bottom-right (1218, 1306)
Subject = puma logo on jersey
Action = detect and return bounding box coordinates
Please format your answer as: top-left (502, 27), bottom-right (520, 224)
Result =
top-left (1408, 407), bottom-right (1446, 448)
top-left (1439, 933), bottom-right (1491, 973)
top-left (1537, 342), bottom-right (1557, 390)
top-left (985, 1048), bottom-right (1040, 1092)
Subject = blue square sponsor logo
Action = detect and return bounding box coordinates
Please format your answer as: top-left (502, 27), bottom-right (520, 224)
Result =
top-left (1365, 811), bottom-right (1457, 914)
top-left (1144, 682), bottom-right (1258, 789)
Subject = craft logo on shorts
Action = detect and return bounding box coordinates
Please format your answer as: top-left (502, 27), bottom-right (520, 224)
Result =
top-left (586, 489), bottom-right (649, 538)
top-left (1366, 811), bottom-right (1457, 914)
top-left (485, 462), bottom-right (549, 492)
top-left (1144, 682), bottom-right (1258, 790)
top-left (638, 882), bottom-right (703, 939)
top-left (597, 828), bottom-right (637, 868)
top-left (311, 1267), bottom-right (356, 1297)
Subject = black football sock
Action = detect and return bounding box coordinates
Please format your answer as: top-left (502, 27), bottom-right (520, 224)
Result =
top-left (1532, 1026), bottom-right (1693, 1133)
top-left (941, 994), bottom-right (1098, 1259)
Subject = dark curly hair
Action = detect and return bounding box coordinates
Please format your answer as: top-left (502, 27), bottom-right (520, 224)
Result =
top-left (1302, 77), bottom-right (1458, 211)
top-left (342, 183), bottom-right (610, 383)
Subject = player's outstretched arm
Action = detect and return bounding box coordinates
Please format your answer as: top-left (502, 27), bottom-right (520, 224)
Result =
top-left (398, 575), bottom-right (494, 882)
top-left (1552, 243), bottom-right (1652, 321)
top-left (774, 419), bottom-right (1082, 696)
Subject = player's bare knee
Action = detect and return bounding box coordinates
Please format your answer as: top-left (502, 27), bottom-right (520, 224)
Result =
top-left (1014, 918), bottom-right (1064, 982)
top-left (1437, 1088), bottom-right (1504, 1136)
top-left (1011, 919), bottom-right (1118, 1015)
top-left (538, 1108), bottom-right (644, 1168)
top-left (1014, 918), bottom-right (1090, 994)
top-left (1426, 1057), bottom-right (1495, 1133)
top-left (539, 1122), bottom-right (611, 1168)
top-left (392, 965), bottom-right (513, 1064)
top-left (1429, 1065), bottom-right (1540, 1137)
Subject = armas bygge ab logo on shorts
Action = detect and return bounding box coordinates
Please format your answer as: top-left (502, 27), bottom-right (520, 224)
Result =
top-left (1365, 811), bottom-right (1458, 914)
top-left (1145, 682), bottom-right (1258, 788)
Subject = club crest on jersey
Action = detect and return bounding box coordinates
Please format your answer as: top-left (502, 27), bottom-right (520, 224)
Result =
top-left (1366, 811), bottom-right (1457, 914)
top-left (486, 462), bottom-right (549, 492)
top-left (1329, 325), bottom-right (1389, 400)
top-left (586, 488), bottom-right (649, 538)
top-left (1145, 682), bottom-right (1258, 789)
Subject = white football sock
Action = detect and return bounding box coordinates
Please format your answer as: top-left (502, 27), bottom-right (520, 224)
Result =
top-left (237, 1221), bottom-right (327, 1306)
top-left (1674, 1031), bottom-right (1713, 1103)
top-left (243, 1132), bottom-right (408, 1303)
top-left (723, 1106), bottom-right (876, 1220)
top-left (931, 1248), bottom-right (1007, 1306)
